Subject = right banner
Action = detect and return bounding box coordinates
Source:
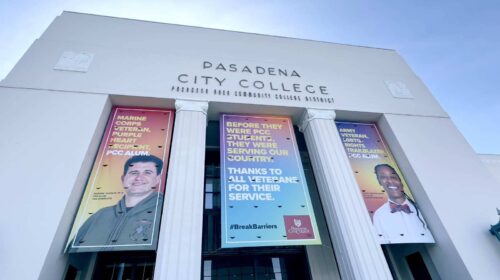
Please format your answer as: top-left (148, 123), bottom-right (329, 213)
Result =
top-left (336, 122), bottom-right (435, 244)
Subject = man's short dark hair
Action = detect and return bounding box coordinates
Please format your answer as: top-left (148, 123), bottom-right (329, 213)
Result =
top-left (374, 163), bottom-right (397, 176)
top-left (123, 155), bottom-right (163, 175)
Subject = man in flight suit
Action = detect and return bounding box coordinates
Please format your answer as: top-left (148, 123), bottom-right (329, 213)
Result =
top-left (70, 155), bottom-right (164, 252)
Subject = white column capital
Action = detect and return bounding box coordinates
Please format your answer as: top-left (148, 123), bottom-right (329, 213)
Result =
top-left (175, 99), bottom-right (209, 115)
top-left (299, 108), bottom-right (336, 132)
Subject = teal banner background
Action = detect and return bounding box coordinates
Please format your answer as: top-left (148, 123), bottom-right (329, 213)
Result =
top-left (220, 114), bottom-right (321, 248)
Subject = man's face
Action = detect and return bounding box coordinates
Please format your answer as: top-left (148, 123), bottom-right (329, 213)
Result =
top-left (376, 166), bottom-right (404, 201)
top-left (121, 161), bottom-right (160, 197)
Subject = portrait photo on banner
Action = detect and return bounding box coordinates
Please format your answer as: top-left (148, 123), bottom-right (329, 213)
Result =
top-left (66, 107), bottom-right (174, 253)
top-left (336, 121), bottom-right (435, 244)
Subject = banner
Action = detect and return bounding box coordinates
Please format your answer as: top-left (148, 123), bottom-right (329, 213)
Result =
top-left (67, 107), bottom-right (174, 253)
top-left (336, 122), bottom-right (434, 244)
top-left (220, 114), bottom-right (321, 248)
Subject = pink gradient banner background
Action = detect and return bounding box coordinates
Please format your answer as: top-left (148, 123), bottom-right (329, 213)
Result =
top-left (67, 107), bottom-right (174, 251)
top-left (335, 121), bottom-right (414, 219)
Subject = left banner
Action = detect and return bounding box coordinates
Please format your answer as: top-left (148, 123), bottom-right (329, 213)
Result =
top-left (67, 107), bottom-right (174, 253)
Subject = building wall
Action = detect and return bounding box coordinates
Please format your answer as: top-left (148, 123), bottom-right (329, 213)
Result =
top-left (3, 12), bottom-right (446, 118)
top-left (0, 88), bottom-right (109, 280)
top-left (0, 11), bottom-right (498, 280)
top-left (379, 114), bottom-right (500, 279)
top-left (480, 154), bottom-right (500, 185)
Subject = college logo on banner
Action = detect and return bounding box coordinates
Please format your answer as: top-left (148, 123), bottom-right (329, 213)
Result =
top-left (220, 114), bottom-right (321, 248)
top-left (66, 107), bottom-right (174, 253)
top-left (283, 215), bottom-right (315, 240)
top-left (336, 122), bottom-right (435, 244)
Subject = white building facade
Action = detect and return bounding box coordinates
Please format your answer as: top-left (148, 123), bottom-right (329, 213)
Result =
top-left (0, 12), bottom-right (499, 280)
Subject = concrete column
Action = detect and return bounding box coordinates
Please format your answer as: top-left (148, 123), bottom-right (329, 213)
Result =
top-left (306, 210), bottom-right (341, 280)
top-left (299, 108), bottom-right (392, 280)
top-left (154, 99), bottom-right (208, 280)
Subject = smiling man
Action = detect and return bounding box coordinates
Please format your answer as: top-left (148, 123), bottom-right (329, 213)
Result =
top-left (71, 155), bottom-right (164, 251)
top-left (372, 164), bottom-right (434, 244)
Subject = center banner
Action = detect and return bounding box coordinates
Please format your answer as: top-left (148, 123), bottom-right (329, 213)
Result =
top-left (220, 114), bottom-right (321, 248)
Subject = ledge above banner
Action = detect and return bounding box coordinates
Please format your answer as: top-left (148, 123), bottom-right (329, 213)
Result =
top-left (220, 113), bottom-right (321, 248)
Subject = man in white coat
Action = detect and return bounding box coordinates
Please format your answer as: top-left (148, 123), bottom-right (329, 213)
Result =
top-left (372, 164), bottom-right (434, 244)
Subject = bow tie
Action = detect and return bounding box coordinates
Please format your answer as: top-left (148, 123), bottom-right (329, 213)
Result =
top-left (389, 202), bottom-right (413, 214)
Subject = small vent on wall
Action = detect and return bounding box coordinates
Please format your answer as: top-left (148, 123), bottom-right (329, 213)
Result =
top-left (385, 80), bottom-right (414, 99)
top-left (54, 51), bottom-right (94, 72)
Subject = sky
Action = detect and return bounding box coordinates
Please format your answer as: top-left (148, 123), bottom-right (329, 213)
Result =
top-left (1, 0), bottom-right (499, 154)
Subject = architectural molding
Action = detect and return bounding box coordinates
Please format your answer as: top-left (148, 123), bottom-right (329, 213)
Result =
top-left (299, 108), bottom-right (336, 132)
top-left (175, 99), bottom-right (209, 115)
